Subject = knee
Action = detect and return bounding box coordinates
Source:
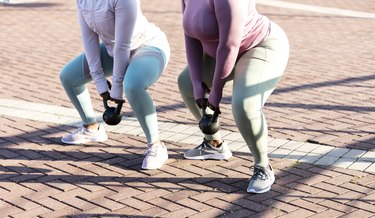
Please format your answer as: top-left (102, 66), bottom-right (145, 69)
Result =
top-left (124, 81), bottom-right (144, 98)
top-left (232, 96), bottom-right (261, 119)
top-left (232, 96), bottom-right (245, 117)
top-left (177, 73), bottom-right (185, 92)
top-left (59, 65), bottom-right (71, 86)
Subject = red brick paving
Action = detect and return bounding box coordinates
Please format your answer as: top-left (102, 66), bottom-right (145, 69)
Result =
top-left (1, 0), bottom-right (375, 217)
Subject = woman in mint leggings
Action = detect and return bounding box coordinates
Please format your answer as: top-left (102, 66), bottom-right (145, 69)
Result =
top-left (178, 0), bottom-right (289, 193)
top-left (60, 0), bottom-right (170, 170)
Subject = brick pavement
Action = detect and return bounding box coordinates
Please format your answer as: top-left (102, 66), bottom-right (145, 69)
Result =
top-left (0, 0), bottom-right (375, 217)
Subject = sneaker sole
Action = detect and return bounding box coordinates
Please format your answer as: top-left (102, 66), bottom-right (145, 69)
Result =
top-left (183, 152), bottom-right (232, 160)
top-left (247, 186), bottom-right (271, 194)
top-left (141, 164), bottom-right (165, 170)
top-left (141, 157), bottom-right (168, 170)
top-left (61, 135), bottom-right (108, 145)
top-left (247, 177), bottom-right (275, 194)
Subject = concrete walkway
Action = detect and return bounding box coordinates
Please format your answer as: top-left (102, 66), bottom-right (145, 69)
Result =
top-left (1, 99), bottom-right (375, 173)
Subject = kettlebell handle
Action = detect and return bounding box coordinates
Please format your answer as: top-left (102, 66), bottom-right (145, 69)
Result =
top-left (107, 79), bottom-right (112, 90)
top-left (115, 101), bottom-right (123, 115)
top-left (201, 102), bottom-right (220, 123)
top-left (103, 98), bottom-right (109, 110)
top-left (212, 110), bottom-right (219, 123)
top-left (103, 99), bottom-right (123, 115)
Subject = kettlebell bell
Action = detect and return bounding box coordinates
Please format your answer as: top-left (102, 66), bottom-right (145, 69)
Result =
top-left (199, 109), bottom-right (220, 135)
top-left (102, 99), bottom-right (123, 125)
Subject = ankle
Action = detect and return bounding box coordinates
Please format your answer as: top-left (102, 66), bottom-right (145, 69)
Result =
top-left (148, 140), bottom-right (162, 147)
top-left (84, 123), bottom-right (99, 131)
top-left (206, 139), bottom-right (223, 148)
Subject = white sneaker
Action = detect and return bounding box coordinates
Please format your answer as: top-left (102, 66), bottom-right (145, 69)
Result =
top-left (142, 142), bottom-right (168, 170)
top-left (61, 124), bottom-right (108, 145)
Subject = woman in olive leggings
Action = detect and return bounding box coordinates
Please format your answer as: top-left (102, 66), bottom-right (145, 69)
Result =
top-left (178, 0), bottom-right (289, 193)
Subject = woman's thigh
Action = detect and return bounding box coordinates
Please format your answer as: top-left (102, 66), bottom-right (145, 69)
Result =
top-left (232, 26), bottom-right (289, 109)
top-left (124, 46), bottom-right (167, 89)
top-left (61, 44), bottom-right (113, 85)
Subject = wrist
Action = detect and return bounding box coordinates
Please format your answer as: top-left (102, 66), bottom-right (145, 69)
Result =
top-left (110, 83), bottom-right (123, 100)
top-left (95, 78), bottom-right (109, 94)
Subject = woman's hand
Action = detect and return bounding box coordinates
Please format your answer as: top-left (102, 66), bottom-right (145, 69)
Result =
top-left (195, 98), bottom-right (208, 109)
top-left (207, 102), bottom-right (221, 116)
top-left (110, 97), bottom-right (125, 104)
top-left (100, 91), bottom-right (110, 101)
top-left (100, 91), bottom-right (125, 104)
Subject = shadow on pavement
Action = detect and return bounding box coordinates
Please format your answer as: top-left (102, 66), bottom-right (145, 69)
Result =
top-left (0, 125), bottom-right (374, 216)
top-left (274, 74), bottom-right (375, 95)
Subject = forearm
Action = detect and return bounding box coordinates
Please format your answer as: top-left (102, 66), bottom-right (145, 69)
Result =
top-left (109, 0), bottom-right (137, 100)
top-left (209, 46), bottom-right (238, 106)
top-left (110, 45), bottom-right (131, 99)
top-left (78, 7), bottom-right (108, 94)
top-left (185, 35), bottom-right (205, 100)
top-left (209, 0), bottom-right (247, 107)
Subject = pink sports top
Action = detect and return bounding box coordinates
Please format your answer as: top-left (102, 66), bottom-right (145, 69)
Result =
top-left (182, 0), bottom-right (270, 106)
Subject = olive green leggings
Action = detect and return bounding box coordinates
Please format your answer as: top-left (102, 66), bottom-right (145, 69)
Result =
top-left (178, 22), bottom-right (289, 168)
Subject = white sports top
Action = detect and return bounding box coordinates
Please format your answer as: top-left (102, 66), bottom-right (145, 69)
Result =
top-left (76, 0), bottom-right (164, 99)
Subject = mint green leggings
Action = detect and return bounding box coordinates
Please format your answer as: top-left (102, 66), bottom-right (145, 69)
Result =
top-left (60, 44), bottom-right (169, 144)
top-left (178, 22), bottom-right (289, 168)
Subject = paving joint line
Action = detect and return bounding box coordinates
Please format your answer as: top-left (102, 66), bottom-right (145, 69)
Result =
top-left (1, 98), bottom-right (374, 172)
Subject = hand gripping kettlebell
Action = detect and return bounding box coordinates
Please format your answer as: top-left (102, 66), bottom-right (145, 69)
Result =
top-left (197, 82), bottom-right (220, 135)
top-left (199, 106), bottom-right (220, 135)
top-left (102, 99), bottom-right (123, 125)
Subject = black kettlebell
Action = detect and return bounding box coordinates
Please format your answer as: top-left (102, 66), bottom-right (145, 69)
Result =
top-left (102, 99), bottom-right (123, 125)
top-left (199, 108), bottom-right (220, 135)
top-left (197, 82), bottom-right (221, 134)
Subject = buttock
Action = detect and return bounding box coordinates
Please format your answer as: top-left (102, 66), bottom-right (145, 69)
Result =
top-left (131, 46), bottom-right (167, 74)
top-left (264, 21), bottom-right (289, 44)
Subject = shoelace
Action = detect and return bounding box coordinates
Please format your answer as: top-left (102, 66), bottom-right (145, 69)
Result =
top-left (197, 141), bottom-right (209, 150)
top-left (72, 126), bottom-right (85, 135)
top-left (194, 141), bottom-right (212, 153)
top-left (251, 167), bottom-right (269, 181)
top-left (198, 140), bottom-right (222, 151)
top-left (144, 145), bottom-right (160, 157)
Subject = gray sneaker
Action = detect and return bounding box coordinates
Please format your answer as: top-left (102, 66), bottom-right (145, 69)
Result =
top-left (183, 140), bottom-right (232, 160)
top-left (247, 165), bottom-right (275, 194)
